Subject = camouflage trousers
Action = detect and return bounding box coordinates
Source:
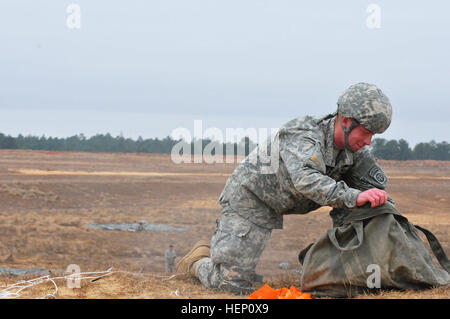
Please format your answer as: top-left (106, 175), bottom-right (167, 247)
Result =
top-left (165, 263), bottom-right (175, 274)
top-left (197, 207), bottom-right (272, 294)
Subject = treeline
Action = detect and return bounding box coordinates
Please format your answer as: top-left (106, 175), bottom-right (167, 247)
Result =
top-left (0, 133), bottom-right (448, 161)
top-left (371, 138), bottom-right (450, 161)
top-left (0, 133), bottom-right (256, 157)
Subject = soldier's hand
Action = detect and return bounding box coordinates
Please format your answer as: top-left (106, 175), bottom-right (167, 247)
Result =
top-left (356, 188), bottom-right (388, 208)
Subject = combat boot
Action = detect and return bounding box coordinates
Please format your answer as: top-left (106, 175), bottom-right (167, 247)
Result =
top-left (175, 240), bottom-right (210, 276)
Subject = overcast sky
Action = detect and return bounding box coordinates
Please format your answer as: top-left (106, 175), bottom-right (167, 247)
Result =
top-left (0, 1), bottom-right (448, 146)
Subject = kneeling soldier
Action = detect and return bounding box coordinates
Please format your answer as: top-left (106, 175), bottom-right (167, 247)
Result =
top-left (177, 83), bottom-right (393, 294)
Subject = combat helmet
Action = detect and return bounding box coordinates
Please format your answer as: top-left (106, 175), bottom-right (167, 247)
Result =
top-left (337, 82), bottom-right (392, 152)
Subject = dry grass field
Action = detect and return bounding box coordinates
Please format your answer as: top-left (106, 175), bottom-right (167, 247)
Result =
top-left (0, 149), bottom-right (448, 299)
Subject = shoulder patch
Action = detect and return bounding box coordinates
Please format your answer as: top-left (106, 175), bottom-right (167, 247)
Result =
top-left (368, 166), bottom-right (387, 185)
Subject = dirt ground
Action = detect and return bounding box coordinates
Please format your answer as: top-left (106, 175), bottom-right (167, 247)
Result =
top-left (0, 149), bottom-right (448, 299)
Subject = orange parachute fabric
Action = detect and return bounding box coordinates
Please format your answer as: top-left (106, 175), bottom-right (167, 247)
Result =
top-left (249, 284), bottom-right (312, 299)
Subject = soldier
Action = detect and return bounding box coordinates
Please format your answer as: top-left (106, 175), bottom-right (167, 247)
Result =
top-left (176, 82), bottom-right (393, 294)
top-left (165, 244), bottom-right (177, 274)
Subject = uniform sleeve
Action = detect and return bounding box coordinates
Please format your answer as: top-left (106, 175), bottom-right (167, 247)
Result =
top-left (345, 146), bottom-right (388, 191)
top-left (279, 130), bottom-right (361, 208)
top-left (343, 146), bottom-right (396, 204)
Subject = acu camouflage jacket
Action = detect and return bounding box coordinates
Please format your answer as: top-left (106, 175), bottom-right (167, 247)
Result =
top-left (218, 113), bottom-right (377, 229)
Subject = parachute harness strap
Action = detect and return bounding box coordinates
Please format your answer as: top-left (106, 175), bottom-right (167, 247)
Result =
top-left (338, 113), bottom-right (360, 153)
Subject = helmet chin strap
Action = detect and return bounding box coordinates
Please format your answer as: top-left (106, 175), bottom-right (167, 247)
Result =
top-left (338, 115), bottom-right (360, 153)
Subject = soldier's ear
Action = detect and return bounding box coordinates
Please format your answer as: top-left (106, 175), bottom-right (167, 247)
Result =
top-left (340, 115), bottom-right (354, 128)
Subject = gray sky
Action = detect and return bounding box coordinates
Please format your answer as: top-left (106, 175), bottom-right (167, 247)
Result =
top-left (0, 0), bottom-right (449, 147)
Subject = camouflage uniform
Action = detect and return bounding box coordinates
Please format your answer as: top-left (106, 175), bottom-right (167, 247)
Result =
top-left (196, 83), bottom-right (393, 294)
top-left (165, 248), bottom-right (177, 273)
top-left (198, 207), bottom-right (270, 294)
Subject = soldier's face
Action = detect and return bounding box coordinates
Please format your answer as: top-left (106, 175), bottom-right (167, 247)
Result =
top-left (347, 124), bottom-right (374, 151)
top-left (336, 116), bottom-right (375, 151)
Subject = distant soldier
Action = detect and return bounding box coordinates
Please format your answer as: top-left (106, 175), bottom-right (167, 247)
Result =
top-left (176, 83), bottom-right (393, 294)
top-left (165, 245), bottom-right (176, 274)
